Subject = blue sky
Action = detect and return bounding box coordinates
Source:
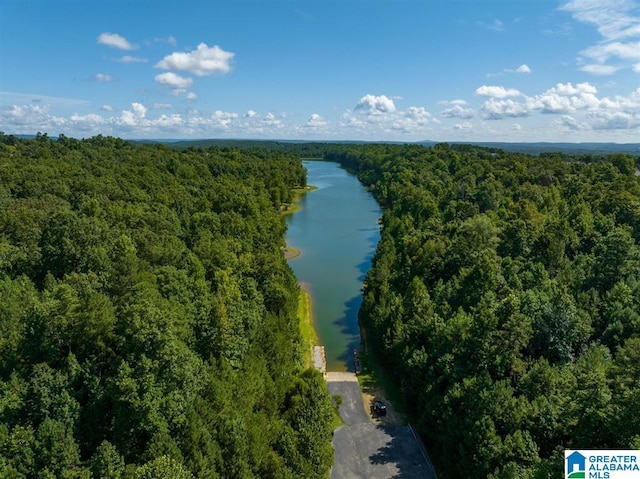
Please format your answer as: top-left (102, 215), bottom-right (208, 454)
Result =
top-left (1, 0), bottom-right (639, 142)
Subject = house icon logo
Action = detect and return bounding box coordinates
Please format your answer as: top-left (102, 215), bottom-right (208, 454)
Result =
top-left (566, 451), bottom-right (586, 478)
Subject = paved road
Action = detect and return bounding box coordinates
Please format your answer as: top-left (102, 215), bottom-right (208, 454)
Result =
top-left (327, 372), bottom-right (437, 479)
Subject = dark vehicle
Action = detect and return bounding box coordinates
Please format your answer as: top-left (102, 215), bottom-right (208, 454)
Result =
top-left (372, 400), bottom-right (387, 417)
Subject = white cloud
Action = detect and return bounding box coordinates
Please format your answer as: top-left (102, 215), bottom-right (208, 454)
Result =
top-left (68, 113), bottom-right (108, 131)
top-left (101, 104), bottom-right (114, 111)
top-left (633, 63), bottom-right (640, 72)
top-left (454, 122), bottom-right (473, 130)
top-left (245, 110), bottom-right (258, 118)
top-left (392, 106), bottom-right (435, 132)
top-left (150, 103), bottom-right (172, 109)
top-left (516, 64), bottom-right (531, 73)
top-left (441, 104), bottom-right (475, 119)
top-left (475, 85), bottom-right (522, 98)
top-left (262, 112), bottom-right (283, 127)
top-left (186, 92), bottom-right (198, 101)
top-left (480, 98), bottom-right (530, 119)
top-left (561, 1), bottom-right (640, 73)
top-left (556, 114), bottom-right (590, 131)
top-left (131, 103), bottom-right (146, 118)
top-left (583, 41), bottom-right (640, 63)
top-left (94, 73), bottom-right (113, 82)
top-left (512, 123), bottom-right (522, 131)
top-left (155, 43), bottom-right (234, 76)
top-left (97, 32), bottom-right (137, 50)
top-left (155, 72), bottom-right (193, 89)
top-left (116, 55), bottom-right (148, 63)
top-left (1, 104), bottom-right (53, 125)
top-left (305, 113), bottom-right (328, 128)
top-left (561, 0), bottom-right (640, 41)
top-left (580, 64), bottom-right (620, 75)
top-left (355, 94), bottom-right (396, 114)
top-left (525, 82), bottom-right (601, 114)
top-left (588, 110), bottom-right (640, 129)
top-left (551, 82), bottom-right (598, 95)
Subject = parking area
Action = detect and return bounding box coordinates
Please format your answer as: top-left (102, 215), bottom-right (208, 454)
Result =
top-left (327, 372), bottom-right (437, 479)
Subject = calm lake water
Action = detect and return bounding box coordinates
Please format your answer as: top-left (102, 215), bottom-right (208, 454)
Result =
top-left (285, 161), bottom-right (381, 371)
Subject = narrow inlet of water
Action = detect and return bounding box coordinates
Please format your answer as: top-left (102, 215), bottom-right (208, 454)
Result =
top-left (285, 161), bottom-right (381, 371)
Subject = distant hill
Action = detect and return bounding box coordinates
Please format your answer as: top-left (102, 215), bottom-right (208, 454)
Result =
top-left (6, 134), bottom-right (640, 156)
top-left (166, 139), bottom-right (640, 156)
top-left (419, 141), bottom-right (640, 156)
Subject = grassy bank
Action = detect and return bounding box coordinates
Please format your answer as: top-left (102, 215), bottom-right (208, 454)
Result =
top-left (298, 285), bottom-right (318, 369)
top-left (280, 185), bottom-right (318, 218)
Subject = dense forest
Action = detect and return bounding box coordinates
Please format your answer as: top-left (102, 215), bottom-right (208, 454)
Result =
top-left (326, 143), bottom-right (640, 478)
top-left (0, 133), bottom-right (335, 478)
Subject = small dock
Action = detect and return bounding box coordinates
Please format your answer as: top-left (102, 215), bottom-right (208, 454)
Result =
top-left (314, 346), bottom-right (327, 379)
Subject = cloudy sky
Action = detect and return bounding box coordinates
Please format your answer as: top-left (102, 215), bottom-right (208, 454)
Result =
top-left (1, 0), bottom-right (639, 142)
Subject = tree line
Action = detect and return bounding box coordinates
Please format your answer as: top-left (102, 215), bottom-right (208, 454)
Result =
top-left (325, 143), bottom-right (640, 478)
top-left (0, 133), bottom-right (334, 478)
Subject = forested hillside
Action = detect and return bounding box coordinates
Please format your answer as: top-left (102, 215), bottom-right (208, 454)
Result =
top-left (0, 133), bottom-right (334, 478)
top-left (327, 143), bottom-right (640, 478)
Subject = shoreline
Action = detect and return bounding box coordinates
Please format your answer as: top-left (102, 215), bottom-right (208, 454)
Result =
top-left (283, 246), bottom-right (300, 259)
top-left (279, 184), bottom-right (318, 218)
top-left (297, 282), bottom-right (319, 369)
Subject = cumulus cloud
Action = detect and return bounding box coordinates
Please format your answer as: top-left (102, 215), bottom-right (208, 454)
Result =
top-left (131, 103), bottom-right (147, 118)
top-left (441, 104), bottom-right (475, 119)
top-left (262, 112), bottom-right (283, 128)
top-left (557, 115), bottom-right (590, 131)
top-left (392, 106), bottom-right (436, 132)
top-left (150, 103), bottom-right (172, 109)
top-left (355, 94), bottom-right (396, 114)
top-left (454, 122), bottom-right (473, 130)
top-left (244, 110), bottom-right (258, 118)
top-left (101, 105), bottom-right (114, 111)
top-left (155, 43), bottom-right (234, 76)
top-left (1, 104), bottom-right (54, 126)
top-left (155, 72), bottom-right (193, 89)
top-left (516, 64), bottom-right (531, 73)
top-left (94, 73), bottom-right (113, 82)
top-left (588, 110), bottom-right (640, 129)
top-left (475, 85), bottom-right (522, 98)
top-left (480, 98), bottom-right (530, 119)
top-left (524, 82), bottom-right (601, 114)
top-left (551, 82), bottom-right (598, 95)
top-left (512, 123), bottom-right (522, 131)
top-left (97, 32), bottom-right (137, 50)
top-left (305, 113), bottom-right (328, 128)
top-left (186, 92), bottom-right (198, 101)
